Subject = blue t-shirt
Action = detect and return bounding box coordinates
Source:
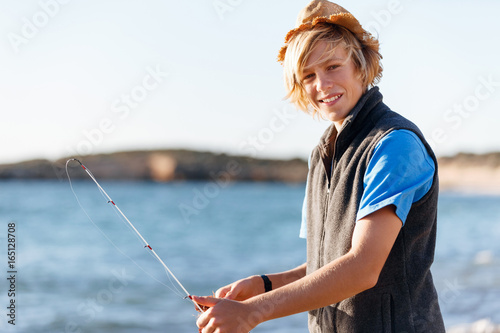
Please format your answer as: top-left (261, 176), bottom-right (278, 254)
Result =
top-left (299, 129), bottom-right (435, 239)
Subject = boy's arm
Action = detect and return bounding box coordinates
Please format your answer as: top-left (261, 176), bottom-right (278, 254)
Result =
top-left (194, 205), bottom-right (402, 332)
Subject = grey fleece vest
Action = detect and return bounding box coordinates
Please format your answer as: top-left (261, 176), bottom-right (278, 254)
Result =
top-left (306, 87), bottom-right (445, 333)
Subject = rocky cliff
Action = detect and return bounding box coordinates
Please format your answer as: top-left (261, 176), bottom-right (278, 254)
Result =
top-left (0, 150), bottom-right (308, 183)
top-left (1, 150), bottom-right (499, 193)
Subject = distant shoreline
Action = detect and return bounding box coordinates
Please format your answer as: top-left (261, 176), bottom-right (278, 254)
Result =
top-left (1, 149), bottom-right (499, 194)
top-left (0, 149), bottom-right (308, 183)
top-left (438, 152), bottom-right (500, 195)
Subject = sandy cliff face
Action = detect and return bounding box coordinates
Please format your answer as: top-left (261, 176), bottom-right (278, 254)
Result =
top-left (438, 164), bottom-right (500, 193)
top-left (147, 153), bottom-right (177, 182)
top-left (438, 153), bottom-right (500, 194)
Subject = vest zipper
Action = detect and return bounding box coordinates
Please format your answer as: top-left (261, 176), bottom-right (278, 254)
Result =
top-left (319, 131), bottom-right (341, 270)
top-left (327, 161), bottom-right (334, 193)
top-left (319, 155), bottom-right (336, 268)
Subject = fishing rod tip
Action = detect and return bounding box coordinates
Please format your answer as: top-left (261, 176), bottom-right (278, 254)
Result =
top-left (66, 158), bottom-right (83, 166)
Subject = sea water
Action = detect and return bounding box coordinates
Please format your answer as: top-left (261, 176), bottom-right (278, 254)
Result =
top-left (0, 180), bottom-right (498, 332)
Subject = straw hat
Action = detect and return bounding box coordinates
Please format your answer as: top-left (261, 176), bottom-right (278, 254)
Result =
top-left (277, 0), bottom-right (377, 63)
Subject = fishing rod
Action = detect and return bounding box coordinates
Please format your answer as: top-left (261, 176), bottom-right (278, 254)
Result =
top-left (65, 158), bottom-right (203, 313)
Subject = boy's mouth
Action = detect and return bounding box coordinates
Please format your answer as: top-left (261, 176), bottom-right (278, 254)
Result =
top-left (320, 94), bottom-right (342, 103)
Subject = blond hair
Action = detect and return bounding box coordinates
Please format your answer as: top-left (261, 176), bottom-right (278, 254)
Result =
top-left (283, 23), bottom-right (382, 117)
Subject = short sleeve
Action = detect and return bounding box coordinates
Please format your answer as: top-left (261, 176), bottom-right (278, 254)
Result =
top-left (299, 190), bottom-right (307, 239)
top-left (299, 152), bottom-right (312, 239)
top-left (356, 130), bottom-right (435, 225)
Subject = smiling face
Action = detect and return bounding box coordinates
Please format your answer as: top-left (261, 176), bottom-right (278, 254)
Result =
top-left (301, 40), bottom-right (365, 129)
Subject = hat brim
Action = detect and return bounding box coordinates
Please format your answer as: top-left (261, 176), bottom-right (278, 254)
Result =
top-left (277, 13), bottom-right (372, 63)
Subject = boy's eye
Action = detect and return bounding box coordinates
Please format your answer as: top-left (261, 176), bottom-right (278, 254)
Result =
top-left (302, 73), bottom-right (315, 81)
top-left (328, 65), bottom-right (340, 70)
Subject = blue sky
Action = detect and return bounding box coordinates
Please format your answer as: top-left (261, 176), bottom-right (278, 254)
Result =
top-left (1, 0), bottom-right (499, 164)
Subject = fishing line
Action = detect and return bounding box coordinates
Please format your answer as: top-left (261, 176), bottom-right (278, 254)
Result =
top-left (65, 160), bottom-right (183, 298)
top-left (106, 193), bottom-right (185, 299)
top-left (65, 158), bottom-right (203, 312)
